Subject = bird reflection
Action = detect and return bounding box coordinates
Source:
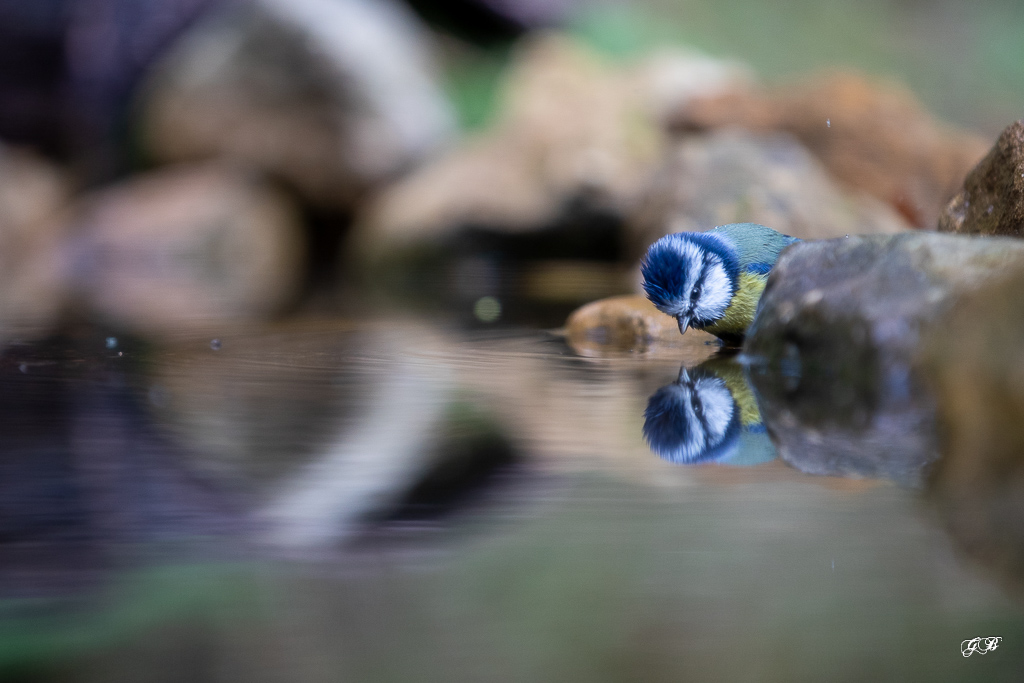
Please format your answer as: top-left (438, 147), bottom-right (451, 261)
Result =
top-left (643, 359), bottom-right (775, 466)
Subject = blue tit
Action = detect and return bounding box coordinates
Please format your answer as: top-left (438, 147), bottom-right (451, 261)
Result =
top-left (640, 222), bottom-right (799, 344)
top-left (643, 360), bottom-right (776, 466)
top-left (643, 365), bottom-right (742, 464)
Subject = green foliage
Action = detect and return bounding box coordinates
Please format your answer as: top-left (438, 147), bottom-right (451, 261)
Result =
top-left (439, 0), bottom-right (1024, 135)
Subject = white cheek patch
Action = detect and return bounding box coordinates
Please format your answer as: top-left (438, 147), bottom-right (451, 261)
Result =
top-left (662, 377), bottom-right (735, 461)
top-left (692, 258), bottom-right (734, 321)
top-left (692, 376), bottom-right (735, 444)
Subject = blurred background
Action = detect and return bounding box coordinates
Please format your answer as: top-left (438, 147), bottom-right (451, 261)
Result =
top-left (2, 0), bottom-right (1024, 681)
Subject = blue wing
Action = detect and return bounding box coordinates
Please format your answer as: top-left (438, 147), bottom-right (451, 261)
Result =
top-left (743, 262), bottom-right (773, 276)
top-left (710, 223), bottom-right (799, 272)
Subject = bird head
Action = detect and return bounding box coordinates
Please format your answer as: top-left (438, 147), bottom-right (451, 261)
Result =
top-left (642, 365), bottom-right (742, 464)
top-left (640, 232), bottom-right (740, 333)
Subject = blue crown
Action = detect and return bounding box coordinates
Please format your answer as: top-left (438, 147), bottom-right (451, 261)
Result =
top-left (641, 232), bottom-right (740, 312)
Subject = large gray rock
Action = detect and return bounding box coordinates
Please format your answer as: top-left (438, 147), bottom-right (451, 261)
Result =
top-left (139, 0), bottom-right (455, 208)
top-left (744, 232), bottom-right (1024, 485)
top-left (630, 130), bottom-right (911, 259)
top-left (923, 262), bottom-right (1024, 597)
top-left (938, 119), bottom-right (1024, 236)
top-left (671, 72), bottom-right (989, 229)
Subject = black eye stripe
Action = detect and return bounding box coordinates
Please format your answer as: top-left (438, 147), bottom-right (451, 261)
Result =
top-left (692, 268), bottom-right (708, 295)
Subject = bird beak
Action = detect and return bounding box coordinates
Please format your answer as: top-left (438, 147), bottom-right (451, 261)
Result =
top-left (677, 315), bottom-right (690, 335)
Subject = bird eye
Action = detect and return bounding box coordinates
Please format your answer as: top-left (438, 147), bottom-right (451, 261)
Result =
top-left (690, 285), bottom-right (701, 301)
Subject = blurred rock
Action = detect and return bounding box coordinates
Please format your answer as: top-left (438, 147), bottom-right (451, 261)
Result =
top-left (674, 72), bottom-right (989, 228)
top-left (139, 0), bottom-right (456, 208)
top-left (0, 144), bottom-right (70, 339)
top-left (745, 233), bottom-right (1024, 485)
top-left (924, 262), bottom-right (1024, 596)
top-left (0, 0), bottom-right (218, 176)
top-left (564, 294), bottom-right (717, 356)
top-left (353, 34), bottom-right (749, 260)
top-left (631, 130), bottom-right (911, 257)
top-left (70, 164), bottom-right (305, 333)
top-left (938, 120), bottom-right (1024, 236)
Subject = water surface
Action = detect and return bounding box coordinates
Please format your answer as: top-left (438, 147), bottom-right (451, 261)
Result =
top-left (1, 321), bottom-right (1021, 681)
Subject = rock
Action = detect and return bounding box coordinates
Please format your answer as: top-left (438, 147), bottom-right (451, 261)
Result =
top-left (673, 71), bottom-right (989, 228)
top-left (630, 130), bottom-right (911, 257)
top-left (564, 294), bottom-right (717, 357)
top-left (744, 233), bottom-right (1024, 485)
top-left (0, 0), bottom-right (217, 176)
top-left (139, 0), bottom-right (456, 208)
top-left (352, 34), bottom-right (749, 259)
top-left (922, 262), bottom-right (1024, 596)
top-left (938, 120), bottom-right (1024, 236)
top-left (0, 145), bottom-right (70, 339)
top-left (70, 164), bottom-right (306, 334)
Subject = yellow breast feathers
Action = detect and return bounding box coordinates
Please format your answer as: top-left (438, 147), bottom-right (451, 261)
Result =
top-left (702, 271), bottom-right (768, 338)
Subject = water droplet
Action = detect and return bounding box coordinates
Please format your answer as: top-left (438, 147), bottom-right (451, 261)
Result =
top-left (473, 296), bottom-right (502, 323)
top-left (826, 118), bottom-right (831, 128)
top-left (210, 339), bottom-right (222, 351)
top-left (105, 336), bottom-right (118, 349)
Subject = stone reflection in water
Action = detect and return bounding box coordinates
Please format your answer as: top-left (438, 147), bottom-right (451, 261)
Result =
top-left (0, 324), bottom-right (540, 602)
top-left (744, 334), bottom-right (938, 487)
top-left (0, 334), bottom-right (243, 601)
top-left (151, 323), bottom-right (538, 552)
top-left (643, 358), bottom-right (775, 466)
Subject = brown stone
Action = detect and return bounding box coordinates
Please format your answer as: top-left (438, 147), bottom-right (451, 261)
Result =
top-left (673, 71), bottom-right (989, 228)
top-left (0, 145), bottom-right (70, 339)
top-left (71, 164), bottom-right (306, 334)
top-left (565, 294), bottom-right (717, 358)
top-left (938, 120), bottom-right (1024, 236)
top-left (139, 0), bottom-right (455, 209)
top-left (630, 130), bottom-right (910, 259)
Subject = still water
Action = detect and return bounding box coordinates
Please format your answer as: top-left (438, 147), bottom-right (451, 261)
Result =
top-left (1, 320), bottom-right (1022, 681)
